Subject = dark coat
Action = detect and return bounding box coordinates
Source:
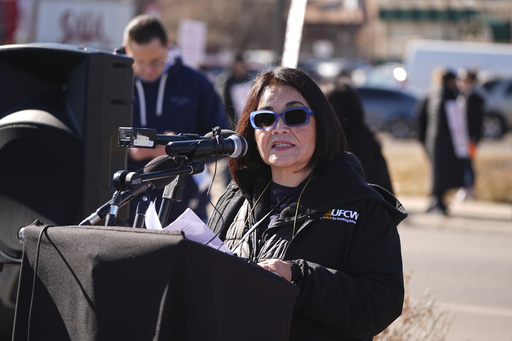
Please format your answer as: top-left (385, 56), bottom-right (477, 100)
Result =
top-left (465, 90), bottom-right (485, 144)
top-left (346, 126), bottom-right (394, 194)
top-left (417, 87), bottom-right (466, 196)
top-left (325, 82), bottom-right (394, 194)
top-left (208, 153), bottom-right (407, 340)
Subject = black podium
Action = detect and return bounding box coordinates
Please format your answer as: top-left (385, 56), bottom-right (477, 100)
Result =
top-left (13, 225), bottom-right (299, 341)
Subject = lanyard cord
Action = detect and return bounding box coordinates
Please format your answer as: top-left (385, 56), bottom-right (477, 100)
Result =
top-left (292, 172), bottom-right (314, 238)
top-left (234, 180), bottom-right (271, 244)
top-left (233, 172), bottom-right (315, 252)
top-left (232, 181), bottom-right (298, 254)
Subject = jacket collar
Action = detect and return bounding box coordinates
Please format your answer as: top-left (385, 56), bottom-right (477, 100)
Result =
top-left (235, 152), bottom-right (408, 225)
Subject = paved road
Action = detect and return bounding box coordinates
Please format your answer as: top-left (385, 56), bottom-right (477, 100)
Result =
top-left (398, 195), bottom-right (512, 341)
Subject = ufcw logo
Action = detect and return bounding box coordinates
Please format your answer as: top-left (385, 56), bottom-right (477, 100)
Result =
top-left (322, 208), bottom-right (359, 224)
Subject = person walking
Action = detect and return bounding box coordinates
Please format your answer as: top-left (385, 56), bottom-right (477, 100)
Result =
top-left (417, 68), bottom-right (467, 214)
top-left (455, 69), bottom-right (485, 200)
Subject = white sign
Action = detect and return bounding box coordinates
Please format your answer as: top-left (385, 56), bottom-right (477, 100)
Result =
top-left (445, 99), bottom-right (470, 159)
top-left (177, 19), bottom-right (207, 68)
top-left (35, 0), bottom-right (135, 51)
top-left (281, 0), bottom-right (308, 68)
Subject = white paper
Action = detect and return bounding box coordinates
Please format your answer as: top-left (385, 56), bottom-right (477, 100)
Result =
top-left (144, 202), bottom-right (233, 255)
top-left (445, 99), bottom-right (470, 159)
top-left (144, 201), bottom-right (162, 230)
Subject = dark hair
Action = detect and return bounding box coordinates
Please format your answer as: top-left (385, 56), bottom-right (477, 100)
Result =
top-left (229, 67), bottom-right (345, 183)
top-left (123, 14), bottom-right (168, 46)
top-left (442, 70), bottom-right (456, 83)
top-left (459, 68), bottom-right (478, 82)
top-left (323, 80), bottom-right (365, 133)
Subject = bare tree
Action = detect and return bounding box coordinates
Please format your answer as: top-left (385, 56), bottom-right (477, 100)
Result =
top-left (159, 0), bottom-right (287, 53)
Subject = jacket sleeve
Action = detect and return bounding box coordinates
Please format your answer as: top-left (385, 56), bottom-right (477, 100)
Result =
top-left (290, 202), bottom-right (404, 339)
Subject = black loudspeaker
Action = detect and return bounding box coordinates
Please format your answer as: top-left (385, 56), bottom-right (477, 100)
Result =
top-left (0, 43), bottom-right (133, 264)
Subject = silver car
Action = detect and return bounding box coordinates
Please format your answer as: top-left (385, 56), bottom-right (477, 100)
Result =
top-left (355, 86), bottom-right (420, 139)
top-left (480, 78), bottom-right (512, 139)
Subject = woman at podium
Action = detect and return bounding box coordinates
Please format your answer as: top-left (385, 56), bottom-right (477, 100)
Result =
top-left (208, 67), bottom-right (407, 340)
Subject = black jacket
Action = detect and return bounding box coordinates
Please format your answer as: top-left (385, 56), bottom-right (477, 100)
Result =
top-left (208, 153), bottom-right (407, 340)
top-left (417, 87), bottom-right (466, 195)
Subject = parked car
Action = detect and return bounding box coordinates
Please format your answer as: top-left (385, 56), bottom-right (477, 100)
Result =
top-left (479, 78), bottom-right (512, 139)
top-left (355, 86), bottom-right (420, 139)
top-left (298, 57), bottom-right (371, 83)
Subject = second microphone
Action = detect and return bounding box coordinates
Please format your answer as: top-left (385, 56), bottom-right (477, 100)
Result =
top-left (165, 134), bottom-right (248, 159)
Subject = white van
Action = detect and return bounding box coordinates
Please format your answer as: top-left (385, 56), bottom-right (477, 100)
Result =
top-left (403, 39), bottom-right (512, 138)
top-left (403, 39), bottom-right (512, 94)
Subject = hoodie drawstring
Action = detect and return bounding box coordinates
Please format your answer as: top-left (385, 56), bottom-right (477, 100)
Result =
top-left (156, 73), bottom-right (168, 116)
top-left (134, 72), bottom-right (168, 126)
top-left (135, 79), bottom-right (146, 127)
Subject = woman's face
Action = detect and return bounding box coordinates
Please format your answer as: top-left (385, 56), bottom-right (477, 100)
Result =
top-left (254, 84), bottom-right (316, 179)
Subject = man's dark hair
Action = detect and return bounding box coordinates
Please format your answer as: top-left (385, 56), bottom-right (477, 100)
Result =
top-left (323, 80), bottom-right (366, 132)
top-left (229, 67), bottom-right (346, 183)
top-left (123, 14), bottom-right (168, 46)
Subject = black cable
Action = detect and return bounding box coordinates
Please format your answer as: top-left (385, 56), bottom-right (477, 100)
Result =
top-left (206, 133), bottom-right (227, 233)
top-left (26, 224), bottom-right (52, 341)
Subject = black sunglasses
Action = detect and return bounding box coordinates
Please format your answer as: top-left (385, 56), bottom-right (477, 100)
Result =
top-left (250, 106), bottom-right (316, 130)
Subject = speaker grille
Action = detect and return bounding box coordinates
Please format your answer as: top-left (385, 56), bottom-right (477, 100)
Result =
top-left (0, 123), bottom-right (82, 260)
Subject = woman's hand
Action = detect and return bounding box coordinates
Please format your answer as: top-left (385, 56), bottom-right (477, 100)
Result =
top-left (258, 259), bottom-right (292, 282)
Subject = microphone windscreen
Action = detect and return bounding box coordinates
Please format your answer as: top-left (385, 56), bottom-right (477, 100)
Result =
top-left (143, 155), bottom-right (178, 189)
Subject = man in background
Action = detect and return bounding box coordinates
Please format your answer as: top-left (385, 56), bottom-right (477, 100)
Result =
top-left (120, 14), bottom-right (230, 224)
top-left (456, 68), bottom-right (485, 200)
top-left (216, 51), bottom-right (252, 129)
top-left (417, 68), bottom-right (465, 215)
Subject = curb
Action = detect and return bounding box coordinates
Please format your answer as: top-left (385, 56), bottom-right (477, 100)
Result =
top-left (397, 195), bottom-right (512, 233)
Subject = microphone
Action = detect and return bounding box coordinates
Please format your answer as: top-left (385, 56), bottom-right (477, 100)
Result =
top-left (79, 156), bottom-right (179, 226)
top-left (118, 127), bottom-right (204, 148)
top-left (142, 155), bottom-right (179, 188)
top-left (165, 133), bottom-right (248, 159)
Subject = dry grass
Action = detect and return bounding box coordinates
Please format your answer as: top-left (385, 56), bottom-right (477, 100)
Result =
top-left (381, 140), bottom-right (430, 197)
top-left (473, 153), bottom-right (512, 202)
top-left (380, 134), bottom-right (512, 203)
top-left (375, 273), bottom-right (454, 341)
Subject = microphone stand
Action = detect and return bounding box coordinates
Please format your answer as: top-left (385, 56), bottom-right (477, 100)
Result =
top-left (158, 158), bottom-right (205, 227)
top-left (133, 192), bottom-right (151, 228)
top-left (82, 163), bottom-right (204, 227)
top-left (105, 170), bottom-right (129, 227)
top-left (105, 190), bottom-right (123, 226)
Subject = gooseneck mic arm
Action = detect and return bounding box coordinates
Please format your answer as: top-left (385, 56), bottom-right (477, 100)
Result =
top-left (79, 156), bottom-right (180, 226)
top-left (158, 159), bottom-right (205, 227)
top-left (79, 184), bottom-right (150, 226)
